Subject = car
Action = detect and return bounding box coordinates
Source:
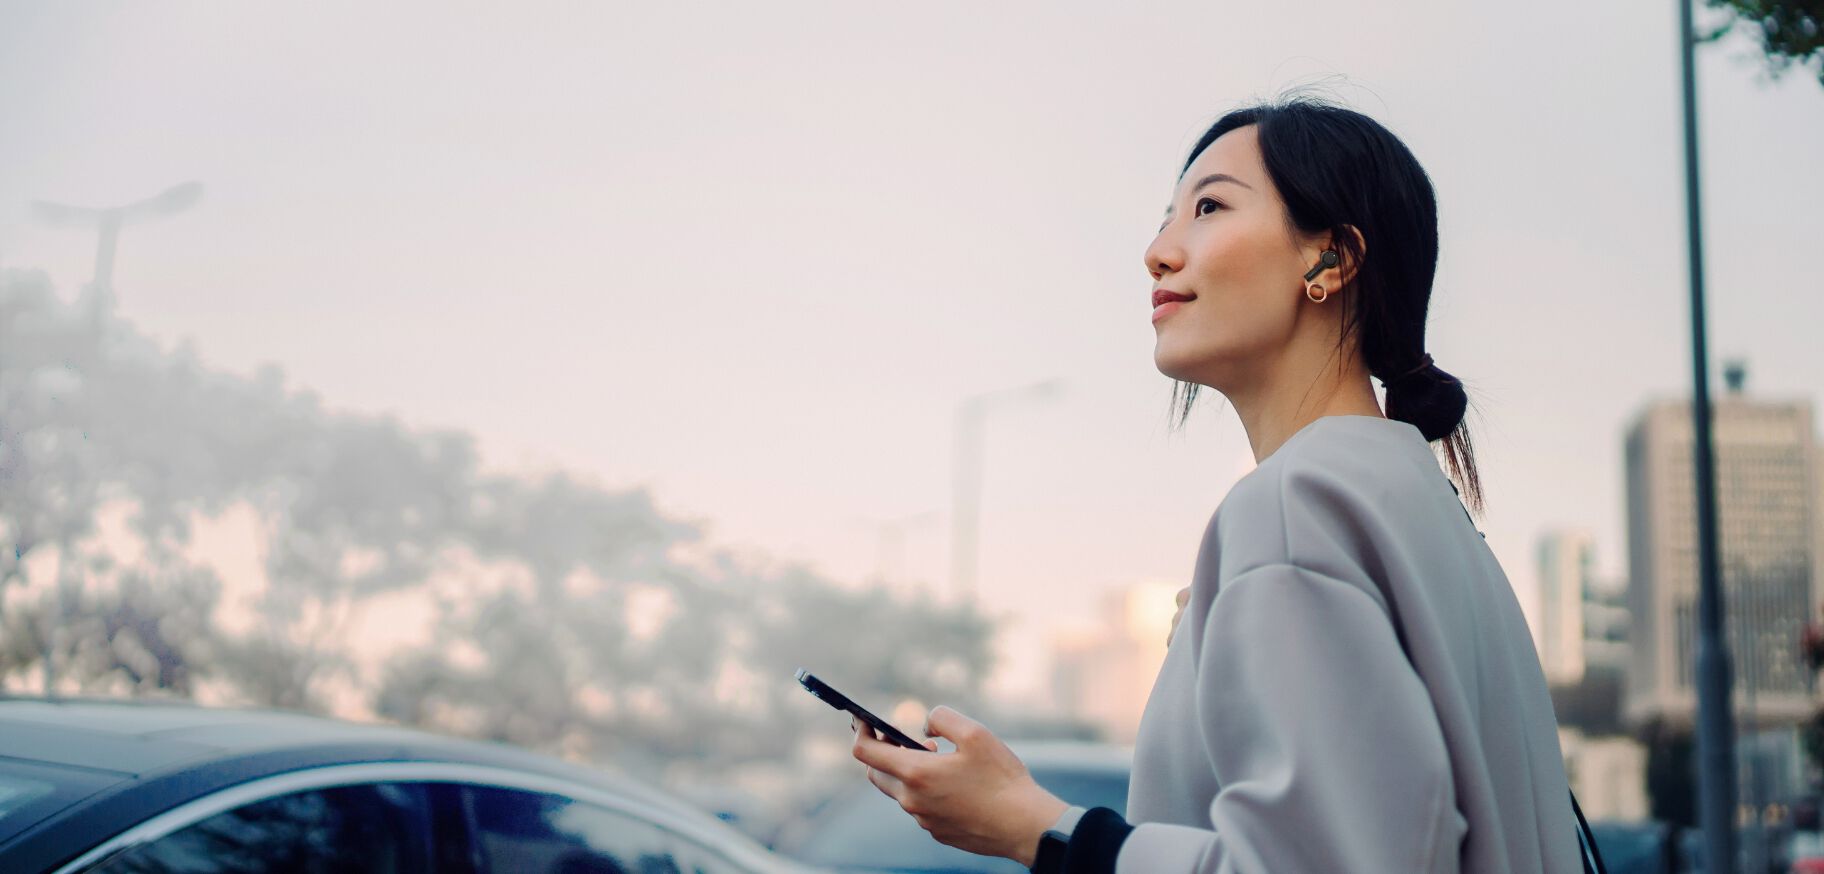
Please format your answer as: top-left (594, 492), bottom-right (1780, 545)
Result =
top-left (1584, 820), bottom-right (1675, 874)
top-left (0, 697), bottom-right (817, 874)
top-left (1788, 829), bottom-right (1824, 873)
top-left (775, 741), bottom-right (1130, 874)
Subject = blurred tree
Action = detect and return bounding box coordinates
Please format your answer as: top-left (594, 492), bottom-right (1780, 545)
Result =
top-left (374, 510), bottom-right (997, 771)
top-left (0, 274), bottom-right (111, 689)
top-left (3, 559), bottom-right (222, 697)
top-left (1704, 0), bottom-right (1824, 87)
top-left (0, 270), bottom-right (997, 773)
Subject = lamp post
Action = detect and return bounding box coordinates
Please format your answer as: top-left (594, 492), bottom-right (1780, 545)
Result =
top-left (948, 378), bottom-right (1063, 603)
top-left (1674, 0), bottom-right (1738, 867)
top-left (26, 181), bottom-right (201, 695)
top-left (856, 510), bottom-right (941, 595)
top-left (32, 181), bottom-right (203, 342)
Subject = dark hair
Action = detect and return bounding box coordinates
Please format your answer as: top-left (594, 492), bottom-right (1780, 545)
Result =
top-left (1167, 95), bottom-right (1482, 511)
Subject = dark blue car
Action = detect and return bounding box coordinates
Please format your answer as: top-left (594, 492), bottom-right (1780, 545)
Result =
top-left (0, 697), bottom-right (816, 874)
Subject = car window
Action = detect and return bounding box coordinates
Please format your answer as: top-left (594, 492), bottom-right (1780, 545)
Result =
top-left (464, 785), bottom-right (686, 874)
top-left (0, 759), bottom-right (120, 846)
top-left (90, 782), bottom-right (432, 873)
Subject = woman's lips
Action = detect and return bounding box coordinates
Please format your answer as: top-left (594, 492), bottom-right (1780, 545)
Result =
top-left (1152, 290), bottom-right (1194, 323)
top-left (1152, 289), bottom-right (1194, 307)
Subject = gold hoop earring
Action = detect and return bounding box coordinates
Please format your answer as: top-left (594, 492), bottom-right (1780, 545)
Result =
top-left (1306, 283), bottom-right (1328, 303)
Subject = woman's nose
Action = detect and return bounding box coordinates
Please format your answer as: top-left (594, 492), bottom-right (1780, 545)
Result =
top-left (1144, 225), bottom-right (1184, 280)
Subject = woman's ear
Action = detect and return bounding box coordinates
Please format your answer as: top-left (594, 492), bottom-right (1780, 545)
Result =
top-left (1303, 225), bottom-right (1367, 293)
top-left (1334, 225), bottom-right (1367, 290)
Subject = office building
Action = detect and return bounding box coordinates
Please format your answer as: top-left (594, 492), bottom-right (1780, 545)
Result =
top-left (1622, 378), bottom-right (1819, 730)
top-left (1048, 581), bottom-right (1178, 743)
top-left (1538, 530), bottom-right (1596, 685)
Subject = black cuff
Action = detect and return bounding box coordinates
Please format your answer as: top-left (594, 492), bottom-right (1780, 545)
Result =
top-left (1063, 806), bottom-right (1133, 874)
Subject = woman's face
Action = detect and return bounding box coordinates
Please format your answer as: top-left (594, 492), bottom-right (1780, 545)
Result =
top-left (1144, 125), bottom-right (1317, 390)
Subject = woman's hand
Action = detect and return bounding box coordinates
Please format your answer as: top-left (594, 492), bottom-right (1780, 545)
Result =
top-left (1166, 585), bottom-right (1191, 646)
top-left (851, 705), bottom-right (1067, 867)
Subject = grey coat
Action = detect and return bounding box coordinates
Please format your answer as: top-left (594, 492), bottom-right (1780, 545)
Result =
top-left (1121, 415), bottom-right (1582, 874)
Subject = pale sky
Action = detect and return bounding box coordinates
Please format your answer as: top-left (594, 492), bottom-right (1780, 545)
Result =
top-left (3, 1), bottom-right (1822, 701)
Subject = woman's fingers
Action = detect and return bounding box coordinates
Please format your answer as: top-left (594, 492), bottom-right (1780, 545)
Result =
top-left (853, 716), bottom-right (927, 780)
top-left (922, 705), bottom-right (988, 750)
top-left (866, 761), bottom-right (908, 799)
top-left (853, 703), bottom-right (1061, 860)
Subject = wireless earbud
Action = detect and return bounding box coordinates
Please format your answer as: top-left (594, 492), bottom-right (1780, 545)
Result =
top-left (1303, 249), bottom-right (1339, 282)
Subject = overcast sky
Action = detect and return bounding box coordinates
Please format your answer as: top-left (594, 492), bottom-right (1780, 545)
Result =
top-left (3, 1), bottom-right (1821, 700)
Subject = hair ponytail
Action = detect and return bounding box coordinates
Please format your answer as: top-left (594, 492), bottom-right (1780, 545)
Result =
top-left (1381, 358), bottom-right (1480, 512)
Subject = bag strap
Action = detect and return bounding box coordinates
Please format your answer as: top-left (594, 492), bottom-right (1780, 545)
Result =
top-left (1359, 493), bottom-right (1608, 873)
top-left (1571, 788), bottom-right (1608, 874)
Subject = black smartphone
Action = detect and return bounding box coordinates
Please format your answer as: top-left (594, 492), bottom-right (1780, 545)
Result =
top-left (796, 668), bottom-right (928, 751)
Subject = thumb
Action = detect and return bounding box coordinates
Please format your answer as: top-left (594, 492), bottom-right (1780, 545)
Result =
top-left (923, 705), bottom-right (989, 750)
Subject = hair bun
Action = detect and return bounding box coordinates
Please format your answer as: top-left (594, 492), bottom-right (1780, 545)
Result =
top-left (1384, 360), bottom-right (1466, 442)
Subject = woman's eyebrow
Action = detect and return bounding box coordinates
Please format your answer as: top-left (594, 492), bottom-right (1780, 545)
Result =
top-left (1161, 173), bottom-right (1254, 218)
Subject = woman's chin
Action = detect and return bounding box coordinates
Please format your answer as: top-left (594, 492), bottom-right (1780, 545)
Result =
top-left (1153, 348), bottom-right (1203, 384)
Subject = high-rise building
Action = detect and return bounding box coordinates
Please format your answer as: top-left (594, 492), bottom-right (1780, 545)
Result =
top-left (1559, 728), bottom-right (1650, 821)
top-left (1538, 529), bottom-right (1631, 734)
top-left (1582, 576), bottom-right (1630, 676)
top-left (1048, 581), bottom-right (1178, 743)
top-left (1538, 530), bottom-right (1596, 684)
top-left (1622, 383), bottom-right (1819, 730)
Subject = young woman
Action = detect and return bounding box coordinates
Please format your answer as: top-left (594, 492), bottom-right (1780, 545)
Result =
top-left (850, 97), bottom-right (1587, 873)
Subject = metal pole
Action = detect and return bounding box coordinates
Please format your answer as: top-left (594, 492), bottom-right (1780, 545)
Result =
top-left (864, 510), bottom-right (938, 594)
top-left (90, 212), bottom-right (121, 353)
top-left (93, 212), bottom-right (121, 295)
top-left (1678, 0), bottom-right (1739, 867)
top-left (949, 400), bottom-right (985, 602)
top-left (947, 379), bottom-right (1063, 603)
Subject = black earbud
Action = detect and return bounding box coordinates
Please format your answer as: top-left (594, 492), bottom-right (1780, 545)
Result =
top-left (1303, 249), bottom-right (1339, 282)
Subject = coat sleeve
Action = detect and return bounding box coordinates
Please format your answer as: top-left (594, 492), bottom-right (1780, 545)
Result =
top-left (1112, 562), bottom-right (1465, 874)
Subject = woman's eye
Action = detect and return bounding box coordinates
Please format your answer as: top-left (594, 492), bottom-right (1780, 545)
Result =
top-left (1195, 197), bottom-right (1223, 216)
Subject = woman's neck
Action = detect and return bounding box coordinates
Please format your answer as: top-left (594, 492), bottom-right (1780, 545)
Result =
top-left (1227, 345), bottom-right (1384, 463)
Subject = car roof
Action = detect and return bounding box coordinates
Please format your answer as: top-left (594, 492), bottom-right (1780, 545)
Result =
top-left (0, 696), bottom-right (694, 801)
top-left (0, 697), bottom-right (456, 773)
top-left (1005, 739), bottom-right (1133, 773)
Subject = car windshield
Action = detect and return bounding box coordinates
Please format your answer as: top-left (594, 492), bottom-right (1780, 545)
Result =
top-left (789, 765), bottom-right (1128, 873)
top-left (0, 758), bottom-right (120, 846)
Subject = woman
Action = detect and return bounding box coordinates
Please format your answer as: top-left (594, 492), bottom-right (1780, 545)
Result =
top-left (850, 96), bottom-right (1587, 873)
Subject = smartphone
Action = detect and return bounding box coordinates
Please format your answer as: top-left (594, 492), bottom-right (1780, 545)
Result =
top-left (796, 668), bottom-right (929, 751)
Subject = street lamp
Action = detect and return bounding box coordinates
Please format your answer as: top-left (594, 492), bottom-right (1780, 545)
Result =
top-left (26, 181), bottom-right (201, 695)
top-left (948, 378), bottom-right (1064, 603)
top-left (32, 181), bottom-right (204, 335)
top-left (1674, 0), bottom-right (1738, 867)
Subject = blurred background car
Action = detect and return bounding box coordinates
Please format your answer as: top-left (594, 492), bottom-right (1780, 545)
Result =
top-left (1786, 827), bottom-right (1824, 874)
top-left (1791, 828), bottom-right (1824, 874)
top-left (1586, 819), bottom-right (1677, 874)
top-left (773, 741), bottom-right (1129, 874)
top-left (0, 697), bottom-right (817, 874)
